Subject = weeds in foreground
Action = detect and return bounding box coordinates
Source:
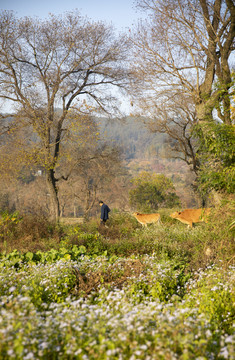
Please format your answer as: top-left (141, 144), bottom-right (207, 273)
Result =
top-left (0, 254), bottom-right (234, 359)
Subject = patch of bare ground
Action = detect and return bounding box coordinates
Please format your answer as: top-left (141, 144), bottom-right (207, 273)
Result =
top-left (72, 258), bottom-right (144, 297)
top-left (59, 217), bottom-right (84, 225)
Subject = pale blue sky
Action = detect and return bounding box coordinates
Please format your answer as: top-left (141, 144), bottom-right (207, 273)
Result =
top-left (0, 0), bottom-right (142, 31)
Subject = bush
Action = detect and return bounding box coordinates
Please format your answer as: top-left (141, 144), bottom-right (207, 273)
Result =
top-left (129, 171), bottom-right (181, 212)
top-left (0, 212), bottom-right (63, 253)
top-left (195, 122), bottom-right (235, 194)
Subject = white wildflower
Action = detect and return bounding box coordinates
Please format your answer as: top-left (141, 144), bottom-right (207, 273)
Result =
top-left (219, 347), bottom-right (229, 359)
top-left (9, 286), bottom-right (16, 293)
top-left (225, 335), bottom-right (234, 344)
top-left (7, 349), bottom-right (15, 356)
top-left (205, 330), bottom-right (212, 338)
top-left (23, 352), bottom-right (35, 359)
top-left (39, 342), bottom-right (48, 350)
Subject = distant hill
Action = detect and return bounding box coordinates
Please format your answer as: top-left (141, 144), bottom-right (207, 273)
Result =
top-left (97, 116), bottom-right (167, 161)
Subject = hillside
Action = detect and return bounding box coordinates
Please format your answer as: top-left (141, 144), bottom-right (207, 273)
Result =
top-left (98, 116), bottom-right (166, 160)
top-left (98, 116), bottom-right (197, 207)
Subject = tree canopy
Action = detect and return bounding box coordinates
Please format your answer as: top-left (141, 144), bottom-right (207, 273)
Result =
top-left (0, 10), bottom-right (131, 219)
top-left (132, 0), bottom-right (234, 124)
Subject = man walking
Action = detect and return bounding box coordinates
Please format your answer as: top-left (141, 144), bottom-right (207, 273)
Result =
top-left (99, 200), bottom-right (111, 227)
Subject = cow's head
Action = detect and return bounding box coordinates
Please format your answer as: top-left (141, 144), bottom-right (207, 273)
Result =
top-left (170, 211), bottom-right (181, 218)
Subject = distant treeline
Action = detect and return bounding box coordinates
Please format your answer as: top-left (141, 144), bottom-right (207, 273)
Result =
top-left (97, 116), bottom-right (168, 161)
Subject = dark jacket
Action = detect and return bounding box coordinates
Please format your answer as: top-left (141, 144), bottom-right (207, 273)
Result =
top-left (100, 203), bottom-right (111, 221)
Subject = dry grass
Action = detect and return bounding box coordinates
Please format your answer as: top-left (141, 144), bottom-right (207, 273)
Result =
top-left (72, 258), bottom-right (144, 297)
top-left (59, 217), bottom-right (84, 225)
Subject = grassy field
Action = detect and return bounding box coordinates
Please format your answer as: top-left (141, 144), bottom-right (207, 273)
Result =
top-left (1, 200), bottom-right (234, 269)
top-left (0, 199), bottom-right (234, 359)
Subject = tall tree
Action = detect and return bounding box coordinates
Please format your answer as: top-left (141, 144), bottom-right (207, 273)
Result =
top-left (132, 0), bottom-right (234, 124)
top-left (130, 0), bottom-right (234, 175)
top-left (0, 11), bottom-right (130, 220)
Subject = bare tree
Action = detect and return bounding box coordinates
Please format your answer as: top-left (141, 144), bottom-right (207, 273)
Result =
top-left (59, 144), bottom-right (123, 220)
top-left (129, 0), bottom-right (234, 181)
top-left (132, 0), bottom-right (234, 124)
top-left (0, 11), bottom-right (131, 220)
top-left (140, 93), bottom-right (200, 174)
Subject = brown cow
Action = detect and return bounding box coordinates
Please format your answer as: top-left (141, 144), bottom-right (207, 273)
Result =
top-left (170, 208), bottom-right (211, 228)
top-left (133, 212), bottom-right (161, 227)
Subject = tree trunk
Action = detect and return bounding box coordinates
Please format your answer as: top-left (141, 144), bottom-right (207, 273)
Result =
top-left (46, 169), bottom-right (60, 221)
top-left (195, 101), bottom-right (213, 123)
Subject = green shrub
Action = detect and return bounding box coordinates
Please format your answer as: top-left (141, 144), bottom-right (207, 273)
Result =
top-left (129, 171), bottom-right (181, 212)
